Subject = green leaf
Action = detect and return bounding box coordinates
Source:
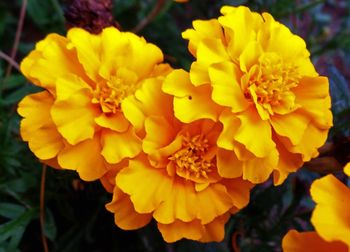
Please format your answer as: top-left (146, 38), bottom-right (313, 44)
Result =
top-left (44, 208), bottom-right (57, 241)
top-left (0, 85), bottom-right (40, 106)
top-left (1, 75), bottom-right (26, 91)
top-left (0, 208), bottom-right (38, 243)
top-left (0, 203), bottom-right (25, 219)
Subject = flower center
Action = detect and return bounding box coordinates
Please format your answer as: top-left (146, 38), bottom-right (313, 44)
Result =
top-left (169, 133), bottom-right (215, 181)
top-left (92, 68), bottom-right (138, 113)
top-left (244, 53), bottom-right (300, 113)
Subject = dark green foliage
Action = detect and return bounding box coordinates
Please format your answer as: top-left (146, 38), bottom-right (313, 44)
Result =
top-left (0, 0), bottom-right (349, 251)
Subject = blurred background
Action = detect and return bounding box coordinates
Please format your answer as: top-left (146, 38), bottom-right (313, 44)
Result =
top-left (0, 0), bottom-right (349, 251)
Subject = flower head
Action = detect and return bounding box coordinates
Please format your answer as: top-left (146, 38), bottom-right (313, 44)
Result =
top-left (282, 162), bottom-right (350, 251)
top-left (106, 81), bottom-right (253, 242)
top-left (18, 27), bottom-right (171, 181)
top-left (165, 6), bottom-right (333, 184)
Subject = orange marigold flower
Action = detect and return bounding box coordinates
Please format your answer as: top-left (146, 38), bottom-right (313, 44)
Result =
top-left (166, 6), bottom-right (332, 184)
top-left (282, 162), bottom-right (350, 251)
top-left (17, 27), bottom-right (171, 181)
top-left (106, 83), bottom-right (253, 242)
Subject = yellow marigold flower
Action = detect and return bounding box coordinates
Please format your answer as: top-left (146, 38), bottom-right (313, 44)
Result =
top-left (166, 6), bottom-right (332, 184)
top-left (17, 27), bottom-right (171, 181)
top-left (106, 81), bottom-right (253, 242)
top-left (282, 162), bottom-right (350, 251)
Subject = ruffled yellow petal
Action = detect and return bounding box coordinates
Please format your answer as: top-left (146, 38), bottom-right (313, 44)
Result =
top-left (101, 128), bottom-right (142, 164)
top-left (209, 61), bottom-right (249, 112)
top-left (123, 78), bottom-right (173, 132)
top-left (217, 110), bottom-right (241, 151)
top-left (57, 135), bottom-right (107, 181)
top-left (116, 158), bottom-right (173, 214)
top-left (105, 186), bottom-right (152, 230)
top-left (263, 14), bottom-right (304, 57)
top-left (282, 230), bottom-right (348, 252)
top-left (51, 89), bottom-right (99, 145)
top-left (95, 113), bottom-right (129, 132)
top-left (235, 109), bottom-right (275, 158)
top-left (67, 28), bottom-right (101, 81)
top-left (283, 124), bottom-right (329, 162)
top-left (163, 69), bottom-right (222, 123)
top-left (310, 174), bottom-right (350, 246)
top-left (55, 74), bottom-right (91, 101)
top-left (195, 38), bottom-right (230, 70)
top-left (294, 76), bottom-right (333, 129)
top-left (239, 41), bottom-right (263, 73)
top-left (143, 116), bottom-right (178, 157)
top-left (17, 91), bottom-right (64, 160)
top-left (20, 33), bottom-right (86, 94)
top-left (182, 19), bottom-right (224, 57)
top-left (120, 32), bottom-right (163, 79)
top-left (218, 6), bottom-right (263, 59)
top-left (270, 111), bottom-right (310, 146)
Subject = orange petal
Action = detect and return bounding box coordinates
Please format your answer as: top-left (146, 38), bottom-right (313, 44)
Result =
top-left (157, 219), bottom-right (204, 242)
top-left (101, 128), bottom-right (142, 164)
top-left (221, 178), bottom-right (253, 209)
top-left (273, 140), bottom-right (303, 186)
top-left (282, 230), bottom-right (348, 252)
top-left (310, 175), bottom-right (350, 246)
top-left (105, 186), bottom-right (152, 230)
top-left (57, 135), bottom-right (107, 181)
top-left (154, 181), bottom-right (232, 224)
top-left (200, 213), bottom-right (230, 242)
top-left (217, 148), bottom-right (243, 178)
top-left (242, 148), bottom-right (278, 183)
top-left (99, 159), bottom-right (128, 193)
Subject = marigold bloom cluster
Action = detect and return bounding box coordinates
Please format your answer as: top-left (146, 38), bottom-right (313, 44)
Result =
top-left (282, 163), bottom-right (350, 251)
top-left (17, 5), bottom-right (333, 243)
top-left (176, 6), bottom-right (332, 185)
top-left (18, 27), bottom-right (170, 181)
